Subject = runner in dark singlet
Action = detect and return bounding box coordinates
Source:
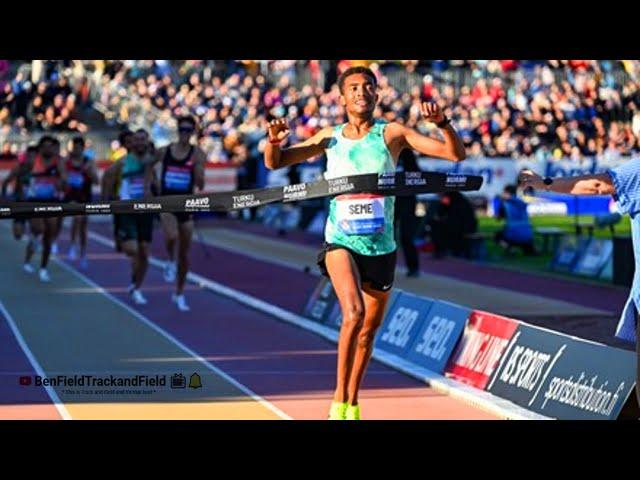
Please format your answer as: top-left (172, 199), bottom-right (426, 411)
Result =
top-left (2, 145), bottom-right (38, 241)
top-left (149, 115), bottom-right (206, 312)
top-left (23, 136), bottom-right (67, 282)
top-left (103, 129), bottom-right (134, 253)
top-left (49, 138), bottom-right (64, 256)
top-left (64, 136), bottom-right (98, 269)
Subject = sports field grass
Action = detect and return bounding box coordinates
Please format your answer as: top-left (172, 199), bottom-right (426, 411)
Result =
top-left (476, 214), bottom-right (630, 283)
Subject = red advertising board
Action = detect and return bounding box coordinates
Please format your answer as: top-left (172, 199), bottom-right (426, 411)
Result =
top-left (445, 310), bottom-right (519, 390)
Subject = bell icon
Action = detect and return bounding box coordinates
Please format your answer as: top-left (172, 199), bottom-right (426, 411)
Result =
top-left (189, 373), bottom-right (202, 389)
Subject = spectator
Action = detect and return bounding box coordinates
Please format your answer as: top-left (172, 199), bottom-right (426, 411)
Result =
top-left (494, 184), bottom-right (537, 255)
top-left (394, 149), bottom-right (422, 277)
top-left (0, 142), bottom-right (18, 161)
top-left (5, 59), bottom-right (636, 170)
top-left (428, 191), bottom-right (478, 258)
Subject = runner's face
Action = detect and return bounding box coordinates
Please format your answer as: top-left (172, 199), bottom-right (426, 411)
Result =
top-left (132, 133), bottom-right (149, 154)
top-left (39, 141), bottom-right (56, 159)
top-left (72, 142), bottom-right (84, 156)
top-left (123, 135), bottom-right (133, 151)
top-left (178, 123), bottom-right (194, 142)
top-left (341, 73), bottom-right (378, 117)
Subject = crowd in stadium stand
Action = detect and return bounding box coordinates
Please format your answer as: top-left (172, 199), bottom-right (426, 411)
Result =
top-left (0, 61), bottom-right (90, 142)
top-left (2, 60), bottom-right (640, 166)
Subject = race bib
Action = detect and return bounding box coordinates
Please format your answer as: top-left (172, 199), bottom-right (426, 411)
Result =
top-left (120, 177), bottom-right (145, 200)
top-left (29, 179), bottom-right (57, 200)
top-left (336, 194), bottom-right (385, 235)
top-left (163, 167), bottom-right (191, 191)
top-left (67, 171), bottom-right (86, 189)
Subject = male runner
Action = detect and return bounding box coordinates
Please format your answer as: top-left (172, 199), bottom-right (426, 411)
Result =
top-left (23, 136), bottom-right (67, 282)
top-left (64, 136), bottom-right (98, 269)
top-left (103, 129), bottom-right (134, 253)
top-left (148, 115), bottom-right (206, 312)
top-left (264, 66), bottom-right (466, 419)
top-left (2, 145), bottom-right (38, 241)
top-left (102, 129), bottom-right (155, 305)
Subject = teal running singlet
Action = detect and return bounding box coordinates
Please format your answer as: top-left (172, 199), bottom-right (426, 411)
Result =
top-left (324, 120), bottom-right (396, 256)
top-left (118, 154), bottom-right (146, 200)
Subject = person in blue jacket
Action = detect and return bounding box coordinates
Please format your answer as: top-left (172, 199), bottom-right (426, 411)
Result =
top-left (495, 184), bottom-right (537, 255)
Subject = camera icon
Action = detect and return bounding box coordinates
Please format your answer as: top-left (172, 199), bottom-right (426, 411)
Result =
top-left (171, 373), bottom-right (186, 389)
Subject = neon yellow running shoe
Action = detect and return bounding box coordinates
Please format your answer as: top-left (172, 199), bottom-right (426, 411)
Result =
top-left (328, 401), bottom-right (347, 420)
top-left (345, 404), bottom-right (361, 420)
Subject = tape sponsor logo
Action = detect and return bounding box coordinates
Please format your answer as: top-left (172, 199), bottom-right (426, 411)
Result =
top-left (328, 178), bottom-right (355, 194)
top-left (445, 174), bottom-right (468, 186)
top-left (85, 203), bottom-right (111, 213)
top-left (34, 206), bottom-right (63, 212)
top-left (133, 203), bottom-right (162, 210)
top-left (283, 183), bottom-right (308, 201)
top-left (377, 172), bottom-right (396, 189)
top-left (405, 171), bottom-right (427, 186)
top-left (185, 197), bottom-right (210, 211)
top-left (283, 184), bottom-right (306, 194)
top-left (445, 311), bottom-right (519, 389)
top-left (232, 193), bottom-right (261, 209)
